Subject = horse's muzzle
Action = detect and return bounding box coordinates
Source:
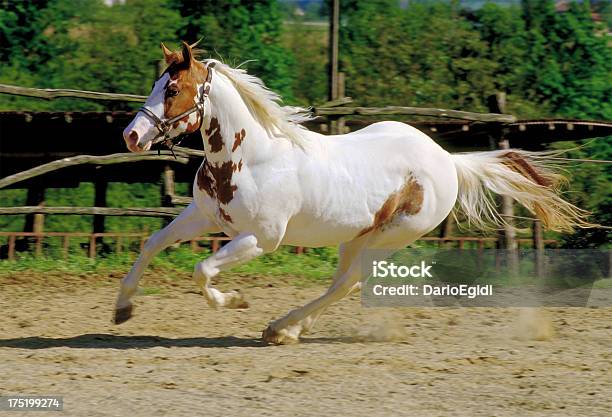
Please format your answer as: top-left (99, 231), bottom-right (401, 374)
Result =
top-left (123, 129), bottom-right (145, 153)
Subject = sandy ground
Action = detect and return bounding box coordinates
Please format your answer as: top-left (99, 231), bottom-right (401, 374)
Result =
top-left (0, 271), bottom-right (610, 417)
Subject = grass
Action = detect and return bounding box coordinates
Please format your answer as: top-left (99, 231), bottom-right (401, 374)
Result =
top-left (4, 245), bottom-right (608, 290)
top-left (0, 246), bottom-right (339, 282)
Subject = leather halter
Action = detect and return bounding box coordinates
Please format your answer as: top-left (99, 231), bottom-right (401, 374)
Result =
top-left (139, 62), bottom-right (214, 147)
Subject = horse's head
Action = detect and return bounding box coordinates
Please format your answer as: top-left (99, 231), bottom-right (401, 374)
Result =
top-left (123, 41), bottom-right (210, 152)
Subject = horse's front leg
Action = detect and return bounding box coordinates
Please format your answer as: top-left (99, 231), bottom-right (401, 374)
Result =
top-left (193, 232), bottom-right (264, 309)
top-left (114, 204), bottom-right (219, 324)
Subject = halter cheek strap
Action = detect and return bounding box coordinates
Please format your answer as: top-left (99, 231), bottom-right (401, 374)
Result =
top-left (139, 62), bottom-right (214, 147)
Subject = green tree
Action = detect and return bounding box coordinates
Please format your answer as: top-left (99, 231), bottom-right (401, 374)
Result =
top-left (0, 0), bottom-right (182, 111)
top-left (472, 2), bottom-right (545, 117)
top-left (340, 1), bottom-right (498, 111)
top-left (283, 14), bottom-right (328, 105)
top-left (170, 0), bottom-right (295, 100)
top-left (0, 0), bottom-right (52, 67)
top-left (520, 0), bottom-right (611, 119)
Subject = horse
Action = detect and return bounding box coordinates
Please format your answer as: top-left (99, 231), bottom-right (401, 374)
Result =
top-left (115, 41), bottom-right (587, 344)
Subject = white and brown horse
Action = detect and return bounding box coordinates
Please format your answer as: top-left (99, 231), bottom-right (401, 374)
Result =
top-left (116, 42), bottom-right (586, 344)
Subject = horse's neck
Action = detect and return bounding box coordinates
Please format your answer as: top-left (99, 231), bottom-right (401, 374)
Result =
top-left (201, 73), bottom-right (272, 165)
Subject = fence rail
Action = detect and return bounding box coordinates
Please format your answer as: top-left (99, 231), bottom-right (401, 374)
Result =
top-left (0, 231), bottom-right (557, 261)
top-left (0, 231), bottom-right (232, 260)
top-left (0, 146), bottom-right (205, 190)
top-left (0, 207), bottom-right (183, 217)
top-left (313, 106), bottom-right (516, 122)
top-left (0, 83), bottom-right (147, 102)
top-left (0, 83), bottom-right (515, 122)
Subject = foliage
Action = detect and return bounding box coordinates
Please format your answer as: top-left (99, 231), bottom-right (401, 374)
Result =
top-left (171, 0), bottom-right (295, 99)
top-left (283, 18), bottom-right (328, 105)
top-left (553, 140), bottom-right (612, 248)
top-left (0, 0), bottom-right (182, 111)
top-left (338, 0), bottom-right (611, 119)
top-left (519, 0), bottom-right (612, 120)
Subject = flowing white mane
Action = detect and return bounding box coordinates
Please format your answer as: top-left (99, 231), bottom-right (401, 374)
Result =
top-left (203, 59), bottom-right (313, 147)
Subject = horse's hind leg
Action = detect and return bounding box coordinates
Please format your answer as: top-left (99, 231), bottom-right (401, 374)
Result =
top-left (279, 241), bottom-right (364, 339)
top-left (262, 235), bottom-right (371, 344)
top-left (263, 227), bottom-right (424, 345)
top-left (114, 204), bottom-right (219, 324)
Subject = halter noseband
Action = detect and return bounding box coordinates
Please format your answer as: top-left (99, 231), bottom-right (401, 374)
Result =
top-left (139, 63), bottom-right (214, 147)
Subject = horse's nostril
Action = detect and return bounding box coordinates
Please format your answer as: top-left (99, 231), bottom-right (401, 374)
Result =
top-left (128, 130), bottom-right (139, 144)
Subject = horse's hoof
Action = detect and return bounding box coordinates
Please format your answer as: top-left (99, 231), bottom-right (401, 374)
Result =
top-left (262, 325), bottom-right (299, 345)
top-left (114, 304), bottom-right (133, 324)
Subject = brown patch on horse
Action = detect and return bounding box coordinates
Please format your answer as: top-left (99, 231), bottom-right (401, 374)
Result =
top-left (357, 176), bottom-right (424, 237)
top-left (232, 159), bottom-right (244, 173)
top-left (208, 161), bottom-right (238, 204)
top-left (503, 152), bottom-right (553, 187)
top-left (197, 159), bottom-right (239, 204)
top-left (502, 152), bottom-right (560, 226)
top-left (185, 120), bottom-right (199, 133)
top-left (196, 162), bottom-right (215, 198)
top-left (171, 115), bottom-right (193, 131)
top-left (206, 118), bottom-right (223, 153)
top-left (218, 207), bottom-right (233, 223)
top-left (232, 129), bottom-right (246, 152)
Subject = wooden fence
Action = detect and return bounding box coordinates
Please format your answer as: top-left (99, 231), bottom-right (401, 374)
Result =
top-left (0, 231), bottom-right (558, 261)
top-left (0, 231), bottom-right (232, 260)
top-left (0, 81), bottom-right (544, 259)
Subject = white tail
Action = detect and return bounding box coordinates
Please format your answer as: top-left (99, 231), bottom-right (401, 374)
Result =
top-left (451, 149), bottom-right (591, 232)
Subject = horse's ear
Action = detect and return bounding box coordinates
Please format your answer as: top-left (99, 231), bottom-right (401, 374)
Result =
top-left (189, 38), bottom-right (203, 49)
top-left (161, 42), bottom-right (174, 64)
top-left (181, 41), bottom-right (193, 66)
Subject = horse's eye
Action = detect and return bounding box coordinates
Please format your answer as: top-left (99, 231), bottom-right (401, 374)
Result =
top-left (167, 88), bottom-right (179, 98)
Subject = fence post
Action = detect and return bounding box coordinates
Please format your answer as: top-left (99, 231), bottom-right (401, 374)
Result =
top-left (89, 235), bottom-right (96, 258)
top-left (211, 238), bottom-right (220, 253)
top-left (161, 165), bottom-right (175, 205)
top-left (8, 235), bottom-right (16, 260)
top-left (34, 217), bottom-right (45, 255)
top-left (533, 219), bottom-right (544, 277)
top-left (490, 91), bottom-right (518, 274)
top-left (24, 186), bottom-right (45, 255)
top-left (438, 215), bottom-right (454, 248)
top-left (328, 72), bottom-right (347, 135)
top-left (24, 185), bottom-right (45, 234)
top-left (336, 72), bottom-right (346, 134)
top-left (93, 179), bottom-right (108, 252)
top-left (328, 0), bottom-right (340, 103)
